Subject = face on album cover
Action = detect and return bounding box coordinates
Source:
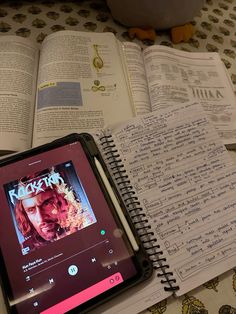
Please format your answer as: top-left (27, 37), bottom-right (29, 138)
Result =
top-left (4, 161), bottom-right (97, 256)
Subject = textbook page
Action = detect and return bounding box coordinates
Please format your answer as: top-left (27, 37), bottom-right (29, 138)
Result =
top-left (121, 42), bottom-right (151, 116)
top-left (0, 36), bottom-right (39, 153)
top-left (32, 30), bottom-right (134, 147)
top-left (143, 45), bottom-right (236, 146)
top-left (106, 102), bottom-right (236, 297)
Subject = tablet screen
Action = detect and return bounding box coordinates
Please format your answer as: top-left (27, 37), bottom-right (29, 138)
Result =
top-left (0, 140), bottom-right (139, 313)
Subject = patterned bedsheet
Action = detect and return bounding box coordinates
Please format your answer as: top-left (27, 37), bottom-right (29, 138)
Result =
top-left (0, 1), bottom-right (235, 313)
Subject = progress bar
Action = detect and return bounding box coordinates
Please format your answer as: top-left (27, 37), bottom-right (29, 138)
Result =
top-left (28, 239), bottom-right (109, 279)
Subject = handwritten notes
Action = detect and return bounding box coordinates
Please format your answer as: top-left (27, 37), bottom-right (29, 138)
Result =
top-left (106, 102), bottom-right (236, 295)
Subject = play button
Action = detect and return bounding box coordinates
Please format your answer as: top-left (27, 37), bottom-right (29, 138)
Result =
top-left (68, 265), bottom-right (78, 276)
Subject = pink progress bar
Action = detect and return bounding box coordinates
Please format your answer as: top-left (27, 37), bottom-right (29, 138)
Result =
top-left (40, 272), bottom-right (123, 314)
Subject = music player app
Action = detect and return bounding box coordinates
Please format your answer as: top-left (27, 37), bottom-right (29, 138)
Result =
top-left (4, 161), bottom-right (97, 256)
top-left (0, 141), bottom-right (138, 314)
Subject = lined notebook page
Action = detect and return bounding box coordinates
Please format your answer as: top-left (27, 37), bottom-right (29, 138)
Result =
top-left (106, 102), bottom-right (236, 296)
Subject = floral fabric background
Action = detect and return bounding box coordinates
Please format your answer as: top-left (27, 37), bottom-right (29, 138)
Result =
top-left (0, 0), bottom-right (236, 313)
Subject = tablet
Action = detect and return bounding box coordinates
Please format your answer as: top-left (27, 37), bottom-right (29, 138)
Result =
top-left (0, 133), bottom-right (153, 314)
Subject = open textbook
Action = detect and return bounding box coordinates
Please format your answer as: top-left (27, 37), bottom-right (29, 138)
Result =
top-left (0, 30), bottom-right (236, 155)
top-left (91, 102), bottom-right (236, 314)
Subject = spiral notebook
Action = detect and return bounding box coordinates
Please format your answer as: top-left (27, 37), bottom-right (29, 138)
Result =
top-left (92, 102), bottom-right (236, 314)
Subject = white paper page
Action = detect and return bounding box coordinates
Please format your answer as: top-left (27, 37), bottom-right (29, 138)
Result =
top-left (0, 36), bottom-right (39, 152)
top-left (33, 30), bottom-right (134, 146)
top-left (106, 102), bottom-right (236, 296)
top-left (121, 42), bottom-right (151, 116)
top-left (143, 45), bottom-right (236, 146)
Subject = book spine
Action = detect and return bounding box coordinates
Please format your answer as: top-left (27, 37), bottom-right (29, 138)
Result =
top-left (99, 134), bottom-right (179, 292)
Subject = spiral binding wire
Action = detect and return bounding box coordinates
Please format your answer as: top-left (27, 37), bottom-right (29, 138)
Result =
top-left (99, 134), bottom-right (179, 292)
